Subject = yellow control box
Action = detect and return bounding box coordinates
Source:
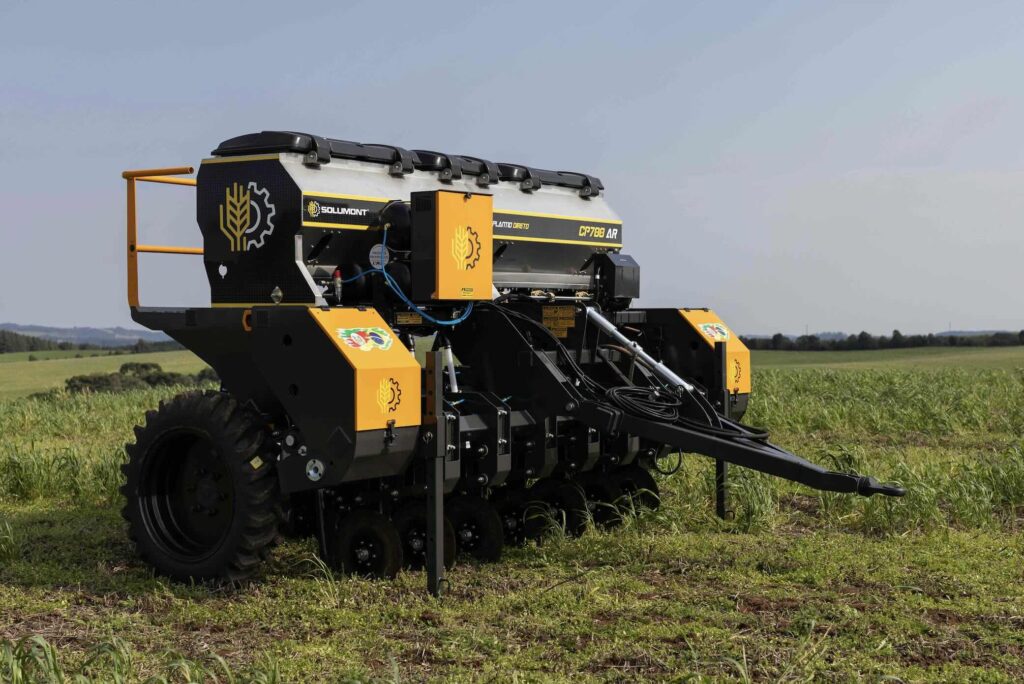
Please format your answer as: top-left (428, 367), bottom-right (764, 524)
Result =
top-left (678, 309), bottom-right (751, 395)
top-left (308, 308), bottom-right (421, 432)
top-left (435, 190), bottom-right (493, 300)
top-left (412, 190), bottom-right (493, 301)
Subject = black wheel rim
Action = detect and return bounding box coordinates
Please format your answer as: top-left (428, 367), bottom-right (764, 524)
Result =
top-left (583, 482), bottom-right (622, 526)
top-left (138, 431), bottom-right (235, 563)
top-left (402, 523), bottom-right (428, 563)
top-left (455, 519), bottom-right (482, 551)
top-left (347, 532), bottom-right (385, 575)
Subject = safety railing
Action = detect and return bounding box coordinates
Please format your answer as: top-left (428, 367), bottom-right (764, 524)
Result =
top-left (123, 166), bottom-right (201, 307)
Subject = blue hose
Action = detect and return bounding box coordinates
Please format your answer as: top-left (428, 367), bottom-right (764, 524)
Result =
top-left (336, 227), bottom-right (475, 327)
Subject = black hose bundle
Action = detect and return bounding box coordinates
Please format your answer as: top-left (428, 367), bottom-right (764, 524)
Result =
top-left (605, 385), bottom-right (682, 422)
top-left (482, 300), bottom-right (772, 442)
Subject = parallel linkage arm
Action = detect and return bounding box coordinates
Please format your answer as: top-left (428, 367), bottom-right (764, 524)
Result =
top-left (123, 166), bottom-right (201, 308)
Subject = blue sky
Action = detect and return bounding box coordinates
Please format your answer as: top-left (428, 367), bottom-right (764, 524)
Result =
top-left (1, 1), bottom-right (1022, 334)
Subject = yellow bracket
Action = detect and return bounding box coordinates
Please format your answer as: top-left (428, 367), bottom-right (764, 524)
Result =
top-left (123, 166), bottom-right (200, 307)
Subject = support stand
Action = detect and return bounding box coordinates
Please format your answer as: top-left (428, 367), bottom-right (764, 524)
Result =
top-left (714, 341), bottom-right (730, 520)
top-left (424, 351), bottom-right (447, 596)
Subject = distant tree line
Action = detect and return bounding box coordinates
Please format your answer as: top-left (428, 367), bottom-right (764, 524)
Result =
top-left (0, 330), bottom-right (75, 353)
top-left (0, 329), bottom-right (181, 354)
top-left (742, 330), bottom-right (1024, 352)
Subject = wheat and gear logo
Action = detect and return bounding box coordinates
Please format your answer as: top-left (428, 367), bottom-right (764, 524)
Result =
top-left (377, 377), bottom-right (402, 415)
top-left (306, 199), bottom-right (321, 218)
top-left (337, 327), bottom-right (394, 352)
top-left (451, 225), bottom-right (482, 271)
top-left (218, 181), bottom-right (276, 252)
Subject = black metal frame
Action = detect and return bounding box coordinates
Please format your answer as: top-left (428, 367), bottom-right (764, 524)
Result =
top-left (714, 341), bottom-right (730, 520)
top-left (423, 351), bottom-right (447, 596)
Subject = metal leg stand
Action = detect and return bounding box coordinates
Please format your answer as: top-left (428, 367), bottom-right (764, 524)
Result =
top-left (714, 341), bottom-right (730, 520)
top-left (424, 351), bottom-right (446, 596)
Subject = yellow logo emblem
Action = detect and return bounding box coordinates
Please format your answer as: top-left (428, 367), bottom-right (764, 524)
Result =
top-left (218, 181), bottom-right (276, 252)
top-left (377, 377), bottom-right (402, 415)
top-left (306, 199), bottom-right (320, 218)
top-left (451, 225), bottom-right (481, 271)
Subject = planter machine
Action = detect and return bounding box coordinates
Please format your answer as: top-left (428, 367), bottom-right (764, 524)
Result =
top-left (120, 132), bottom-right (903, 593)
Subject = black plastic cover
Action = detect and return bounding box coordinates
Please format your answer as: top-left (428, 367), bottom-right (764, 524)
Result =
top-left (212, 131), bottom-right (604, 193)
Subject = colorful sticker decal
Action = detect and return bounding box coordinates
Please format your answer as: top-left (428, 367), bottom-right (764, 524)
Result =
top-left (699, 322), bottom-right (730, 342)
top-left (337, 327), bottom-right (394, 352)
top-left (377, 377), bottom-right (402, 414)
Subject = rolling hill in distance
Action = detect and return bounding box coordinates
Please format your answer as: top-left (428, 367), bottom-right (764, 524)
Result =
top-left (0, 323), bottom-right (170, 347)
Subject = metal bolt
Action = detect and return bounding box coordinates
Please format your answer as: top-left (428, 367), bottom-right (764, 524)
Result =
top-left (422, 431), bottom-right (434, 444)
top-left (284, 434), bottom-right (296, 447)
top-left (565, 402), bottom-right (576, 412)
top-left (298, 445), bottom-right (308, 457)
top-left (477, 475), bottom-right (489, 485)
top-left (305, 459), bottom-right (324, 482)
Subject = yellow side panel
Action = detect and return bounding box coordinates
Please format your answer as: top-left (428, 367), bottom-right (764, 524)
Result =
top-left (678, 309), bottom-right (751, 395)
top-left (308, 308), bottom-right (421, 432)
top-left (435, 191), bottom-right (493, 300)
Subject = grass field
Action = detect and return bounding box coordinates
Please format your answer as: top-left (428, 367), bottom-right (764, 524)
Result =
top-left (1, 349), bottom-right (1023, 681)
top-left (753, 345), bottom-right (1024, 370)
top-left (0, 350), bottom-right (203, 399)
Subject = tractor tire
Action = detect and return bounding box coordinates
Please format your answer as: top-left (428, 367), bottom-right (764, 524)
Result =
top-left (392, 502), bottom-right (457, 570)
top-left (611, 465), bottom-right (661, 511)
top-left (525, 479), bottom-right (588, 539)
top-left (575, 473), bottom-right (625, 528)
top-left (121, 391), bottom-right (280, 583)
top-left (447, 495), bottom-right (504, 562)
top-left (330, 509), bottom-right (403, 579)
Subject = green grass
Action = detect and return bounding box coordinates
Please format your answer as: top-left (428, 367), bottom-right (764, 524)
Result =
top-left (1, 355), bottom-right (1024, 680)
top-left (0, 350), bottom-right (204, 399)
top-left (753, 345), bottom-right (1024, 370)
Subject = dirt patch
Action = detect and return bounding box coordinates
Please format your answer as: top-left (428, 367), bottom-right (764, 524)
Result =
top-left (780, 493), bottom-right (821, 517)
top-left (738, 595), bottom-right (802, 614)
top-left (924, 608), bottom-right (967, 626)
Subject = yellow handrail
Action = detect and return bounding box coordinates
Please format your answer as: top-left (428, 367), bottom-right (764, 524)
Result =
top-left (124, 166), bottom-right (201, 308)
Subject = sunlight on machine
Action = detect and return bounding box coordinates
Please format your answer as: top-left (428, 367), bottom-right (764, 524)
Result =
top-left (120, 132), bottom-right (904, 591)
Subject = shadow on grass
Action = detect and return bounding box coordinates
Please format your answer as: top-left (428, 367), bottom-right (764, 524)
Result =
top-left (0, 503), bottom-right (237, 600)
